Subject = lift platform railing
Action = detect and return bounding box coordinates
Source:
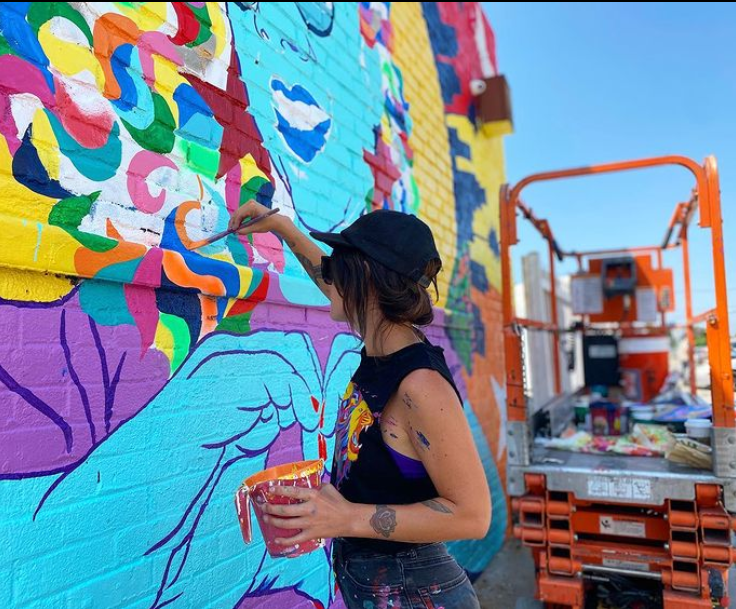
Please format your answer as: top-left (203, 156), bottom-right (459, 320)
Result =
top-left (500, 155), bottom-right (733, 436)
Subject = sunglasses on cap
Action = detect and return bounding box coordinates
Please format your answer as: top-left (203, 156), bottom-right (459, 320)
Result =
top-left (320, 256), bottom-right (334, 286)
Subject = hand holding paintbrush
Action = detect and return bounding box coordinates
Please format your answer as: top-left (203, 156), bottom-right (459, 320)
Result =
top-left (186, 208), bottom-right (280, 250)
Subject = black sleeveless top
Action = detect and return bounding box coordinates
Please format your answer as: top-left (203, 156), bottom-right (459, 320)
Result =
top-left (331, 339), bottom-right (462, 552)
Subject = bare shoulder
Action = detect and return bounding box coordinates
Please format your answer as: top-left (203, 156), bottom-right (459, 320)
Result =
top-left (397, 368), bottom-right (461, 411)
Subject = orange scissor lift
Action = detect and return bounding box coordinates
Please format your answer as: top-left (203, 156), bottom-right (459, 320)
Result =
top-left (501, 155), bottom-right (736, 608)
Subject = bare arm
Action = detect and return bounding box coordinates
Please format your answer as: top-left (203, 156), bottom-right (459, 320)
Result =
top-left (228, 200), bottom-right (330, 297)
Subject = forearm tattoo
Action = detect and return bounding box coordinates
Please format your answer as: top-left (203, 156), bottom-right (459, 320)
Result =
top-left (294, 252), bottom-right (323, 285)
top-left (370, 504), bottom-right (397, 538)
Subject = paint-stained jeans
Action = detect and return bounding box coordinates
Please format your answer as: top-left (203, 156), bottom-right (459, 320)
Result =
top-left (333, 538), bottom-right (481, 609)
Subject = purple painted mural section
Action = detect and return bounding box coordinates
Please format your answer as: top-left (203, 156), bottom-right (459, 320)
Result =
top-left (0, 290), bottom-right (170, 478)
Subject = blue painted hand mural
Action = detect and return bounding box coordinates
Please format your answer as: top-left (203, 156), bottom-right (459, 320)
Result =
top-left (0, 330), bottom-right (359, 608)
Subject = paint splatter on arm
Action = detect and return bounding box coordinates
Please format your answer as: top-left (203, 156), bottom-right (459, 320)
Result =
top-left (402, 391), bottom-right (418, 410)
top-left (415, 430), bottom-right (431, 451)
top-left (381, 414), bottom-right (401, 439)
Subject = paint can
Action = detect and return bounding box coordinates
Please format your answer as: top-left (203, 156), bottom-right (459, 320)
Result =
top-left (590, 401), bottom-right (621, 436)
top-left (235, 459), bottom-right (324, 558)
top-left (685, 418), bottom-right (712, 446)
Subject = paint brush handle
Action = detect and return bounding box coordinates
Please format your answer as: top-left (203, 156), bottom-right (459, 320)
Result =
top-left (200, 208), bottom-right (281, 247)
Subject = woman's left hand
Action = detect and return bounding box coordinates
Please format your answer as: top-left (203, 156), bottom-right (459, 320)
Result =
top-left (261, 483), bottom-right (354, 545)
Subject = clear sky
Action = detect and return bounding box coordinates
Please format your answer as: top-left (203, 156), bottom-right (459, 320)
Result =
top-left (483, 2), bottom-right (736, 326)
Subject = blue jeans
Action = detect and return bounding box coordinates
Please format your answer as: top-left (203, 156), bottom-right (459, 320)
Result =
top-left (333, 538), bottom-right (481, 609)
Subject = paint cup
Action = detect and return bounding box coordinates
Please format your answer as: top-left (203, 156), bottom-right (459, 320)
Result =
top-left (235, 459), bottom-right (324, 558)
top-left (574, 400), bottom-right (590, 429)
top-left (685, 419), bottom-right (712, 446)
top-left (590, 401), bottom-right (621, 436)
top-left (628, 404), bottom-right (655, 428)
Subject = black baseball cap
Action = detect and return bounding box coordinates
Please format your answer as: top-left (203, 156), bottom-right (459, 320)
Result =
top-left (310, 210), bottom-right (441, 288)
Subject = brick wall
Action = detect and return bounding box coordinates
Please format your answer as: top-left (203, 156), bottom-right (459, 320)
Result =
top-left (0, 3), bottom-right (509, 607)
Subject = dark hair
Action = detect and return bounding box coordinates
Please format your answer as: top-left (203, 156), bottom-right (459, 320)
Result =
top-left (330, 245), bottom-right (441, 342)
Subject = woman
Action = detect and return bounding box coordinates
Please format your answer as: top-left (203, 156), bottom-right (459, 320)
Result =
top-left (229, 202), bottom-right (490, 609)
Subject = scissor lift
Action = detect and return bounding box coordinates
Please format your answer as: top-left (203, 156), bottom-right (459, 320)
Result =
top-left (501, 156), bottom-right (736, 608)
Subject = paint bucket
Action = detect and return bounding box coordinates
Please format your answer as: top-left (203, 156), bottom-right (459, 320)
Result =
top-left (685, 419), bottom-right (712, 446)
top-left (574, 400), bottom-right (590, 429)
top-left (590, 401), bottom-right (621, 436)
top-left (235, 459), bottom-right (324, 558)
top-left (628, 404), bottom-right (655, 425)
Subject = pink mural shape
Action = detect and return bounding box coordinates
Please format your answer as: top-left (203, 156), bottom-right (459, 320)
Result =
top-left (127, 150), bottom-right (179, 214)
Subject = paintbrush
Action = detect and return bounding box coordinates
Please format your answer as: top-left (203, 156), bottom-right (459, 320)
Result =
top-left (185, 208), bottom-right (280, 250)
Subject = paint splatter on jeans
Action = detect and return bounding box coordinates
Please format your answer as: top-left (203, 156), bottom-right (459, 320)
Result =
top-left (333, 538), bottom-right (481, 609)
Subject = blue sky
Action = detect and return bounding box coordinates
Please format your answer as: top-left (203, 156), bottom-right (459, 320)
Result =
top-left (483, 2), bottom-right (736, 325)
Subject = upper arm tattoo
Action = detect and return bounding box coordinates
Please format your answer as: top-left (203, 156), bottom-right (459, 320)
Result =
top-left (421, 499), bottom-right (453, 514)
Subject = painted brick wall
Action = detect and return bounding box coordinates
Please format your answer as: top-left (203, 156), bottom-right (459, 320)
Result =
top-left (0, 3), bottom-right (509, 607)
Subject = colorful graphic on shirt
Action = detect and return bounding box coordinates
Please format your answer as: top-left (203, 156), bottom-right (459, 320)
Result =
top-left (333, 381), bottom-right (374, 486)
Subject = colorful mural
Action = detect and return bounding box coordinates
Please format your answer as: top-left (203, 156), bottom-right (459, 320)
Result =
top-left (0, 2), bottom-right (510, 607)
